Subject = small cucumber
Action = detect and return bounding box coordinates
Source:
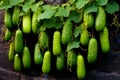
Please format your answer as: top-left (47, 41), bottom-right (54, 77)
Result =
top-left (100, 27), bottom-right (110, 53)
top-left (8, 41), bottom-right (15, 61)
top-left (34, 43), bottom-right (43, 65)
top-left (15, 29), bottom-right (24, 53)
top-left (22, 11), bottom-right (31, 34)
top-left (4, 28), bottom-right (12, 42)
top-left (62, 19), bottom-right (73, 45)
top-left (95, 6), bottom-right (106, 32)
top-left (53, 31), bottom-right (61, 56)
top-left (87, 38), bottom-right (98, 63)
top-left (56, 51), bottom-right (65, 71)
top-left (42, 51), bottom-right (51, 74)
top-left (14, 54), bottom-right (21, 72)
top-left (22, 46), bottom-right (31, 69)
top-left (4, 8), bottom-right (13, 30)
top-left (77, 54), bottom-right (86, 79)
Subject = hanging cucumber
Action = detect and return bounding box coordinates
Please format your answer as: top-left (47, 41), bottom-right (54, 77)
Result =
top-left (22, 11), bottom-right (31, 34)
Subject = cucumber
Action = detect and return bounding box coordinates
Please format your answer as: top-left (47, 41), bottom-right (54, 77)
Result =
top-left (80, 29), bottom-right (89, 46)
top-left (12, 6), bottom-right (20, 26)
top-left (53, 31), bottom-right (61, 56)
top-left (34, 43), bottom-right (43, 65)
top-left (95, 6), bottom-right (106, 32)
top-left (87, 38), bottom-right (98, 63)
top-left (56, 51), bottom-right (65, 71)
top-left (4, 28), bottom-right (12, 42)
top-left (14, 54), bottom-right (21, 72)
top-left (4, 8), bottom-right (13, 30)
top-left (62, 19), bottom-right (73, 45)
top-left (100, 27), bottom-right (110, 53)
top-left (22, 46), bottom-right (31, 69)
top-left (84, 13), bottom-right (94, 28)
top-left (22, 11), bottom-right (31, 34)
top-left (77, 54), bottom-right (86, 79)
top-left (8, 41), bottom-right (15, 61)
top-left (15, 29), bottom-right (24, 54)
top-left (42, 51), bottom-right (51, 74)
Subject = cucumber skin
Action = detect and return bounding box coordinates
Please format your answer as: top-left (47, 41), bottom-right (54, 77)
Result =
top-left (4, 8), bottom-right (13, 30)
top-left (15, 29), bottom-right (24, 54)
top-left (34, 43), bottom-right (43, 65)
top-left (53, 31), bottom-right (61, 56)
top-left (22, 46), bottom-right (31, 69)
top-left (62, 19), bottom-right (73, 45)
top-left (95, 6), bottom-right (106, 32)
top-left (77, 54), bottom-right (86, 80)
top-left (14, 54), bottom-right (21, 72)
top-left (100, 27), bottom-right (110, 53)
top-left (42, 51), bottom-right (51, 74)
top-left (22, 11), bottom-right (31, 34)
top-left (87, 38), bottom-right (98, 63)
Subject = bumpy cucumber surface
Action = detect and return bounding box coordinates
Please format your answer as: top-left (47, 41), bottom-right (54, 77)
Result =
top-left (22, 46), bottom-right (31, 69)
top-left (4, 28), bottom-right (12, 42)
top-left (22, 11), bottom-right (31, 34)
top-left (80, 29), bottom-right (89, 46)
top-left (87, 38), bottom-right (98, 63)
top-left (62, 19), bottom-right (73, 45)
top-left (4, 8), bottom-right (13, 30)
top-left (53, 31), bottom-right (61, 56)
top-left (15, 29), bottom-right (24, 53)
top-left (34, 43), bottom-right (43, 65)
top-left (56, 51), bottom-right (65, 71)
top-left (100, 27), bottom-right (110, 53)
top-left (95, 6), bottom-right (106, 32)
top-left (12, 6), bottom-right (20, 26)
top-left (42, 51), bottom-right (51, 74)
top-left (8, 41), bottom-right (15, 61)
top-left (77, 54), bottom-right (86, 80)
top-left (14, 54), bottom-right (21, 72)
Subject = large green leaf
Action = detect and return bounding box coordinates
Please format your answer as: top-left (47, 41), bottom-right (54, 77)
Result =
top-left (55, 6), bottom-right (71, 17)
top-left (10, 0), bottom-right (23, 6)
top-left (84, 4), bottom-right (97, 14)
top-left (0, 0), bottom-right (11, 10)
top-left (75, 0), bottom-right (89, 9)
top-left (105, 1), bottom-right (119, 14)
top-left (43, 17), bottom-right (62, 29)
top-left (67, 40), bottom-right (80, 52)
top-left (73, 26), bottom-right (82, 38)
top-left (37, 5), bottom-right (56, 20)
top-left (69, 10), bottom-right (81, 23)
top-left (96, 0), bottom-right (108, 6)
top-left (22, 0), bottom-right (35, 12)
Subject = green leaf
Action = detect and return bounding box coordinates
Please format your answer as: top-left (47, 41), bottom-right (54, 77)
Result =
top-left (55, 6), bottom-right (71, 17)
top-left (67, 40), bottom-right (80, 52)
top-left (75, 0), bottom-right (89, 9)
top-left (10, 0), bottom-right (24, 6)
top-left (84, 4), bottom-right (97, 14)
top-left (37, 5), bottom-right (56, 20)
top-left (0, 0), bottom-right (11, 10)
top-left (73, 26), bottom-right (82, 38)
top-left (69, 10), bottom-right (81, 23)
top-left (22, 0), bottom-right (35, 12)
top-left (96, 0), bottom-right (108, 6)
top-left (105, 1), bottom-right (119, 14)
top-left (43, 17), bottom-right (62, 29)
